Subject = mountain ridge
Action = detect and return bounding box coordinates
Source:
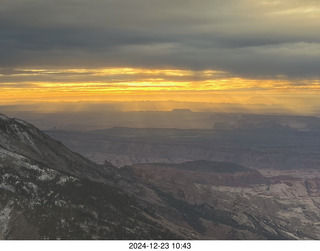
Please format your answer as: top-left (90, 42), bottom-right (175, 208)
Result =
top-left (2, 113), bottom-right (320, 239)
top-left (0, 113), bottom-right (186, 239)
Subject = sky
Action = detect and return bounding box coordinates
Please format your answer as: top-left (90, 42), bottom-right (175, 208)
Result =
top-left (1, 0), bottom-right (320, 113)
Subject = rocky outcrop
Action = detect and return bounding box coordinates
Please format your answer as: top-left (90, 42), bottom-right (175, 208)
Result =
top-left (130, 161), bottom-right (320, 240)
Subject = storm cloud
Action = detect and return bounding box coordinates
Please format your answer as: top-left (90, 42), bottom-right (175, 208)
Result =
top-left (1, 0), bottom-right (320, 78)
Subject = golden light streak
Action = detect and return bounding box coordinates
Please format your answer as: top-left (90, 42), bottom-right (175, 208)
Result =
top-left (1, 67), bottom-right (320, 109)
top-left (15, 68), bottom-right (196, 77)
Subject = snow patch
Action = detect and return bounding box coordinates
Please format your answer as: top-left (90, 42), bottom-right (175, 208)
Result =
top-left (58, 176), bottom-right (78, 185)
top-left (0, 147), bottom-right (26, 161)
top-left (0, 205), bottom-right (12, 238)
top-left (0, 147), bottom-right (58, 181)
top-left (37, 169), bottom-right (58, 181)
top-left (14, 127), bottom-right (41, 154)
top-left (55, 200), bottom-right (67, 207)
top-left (21, 161), bottom-right (42, 172)
top-left (0, 184), bottom-right (15, 193)
top-left (26, 182), bottom-right (38, 193)
top-left (0, 114), bottom-right (9, 121)
top-left (14, 119), bottom-right (31, 127)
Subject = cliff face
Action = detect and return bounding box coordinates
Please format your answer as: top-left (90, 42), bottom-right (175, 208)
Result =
top-left (130, 161), bottom-right (320, 240)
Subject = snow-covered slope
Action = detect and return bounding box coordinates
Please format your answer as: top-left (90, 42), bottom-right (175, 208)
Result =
top-left (0, 113), bottom-right (116, 181)
top-left (0, 113), bottom-right (181, 239)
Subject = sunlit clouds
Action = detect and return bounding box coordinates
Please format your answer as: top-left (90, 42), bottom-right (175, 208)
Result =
top-left (1, 0), bottom-right (320, 113)
top-left (1, 67), bottom-right (320, 113)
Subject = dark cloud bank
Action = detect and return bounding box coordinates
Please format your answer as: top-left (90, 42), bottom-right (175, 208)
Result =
top-left (1, 0), bottom-right (320, 78)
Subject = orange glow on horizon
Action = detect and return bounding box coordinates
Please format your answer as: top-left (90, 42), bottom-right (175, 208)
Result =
top-left (1, 67), bottom-right (320, 113)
